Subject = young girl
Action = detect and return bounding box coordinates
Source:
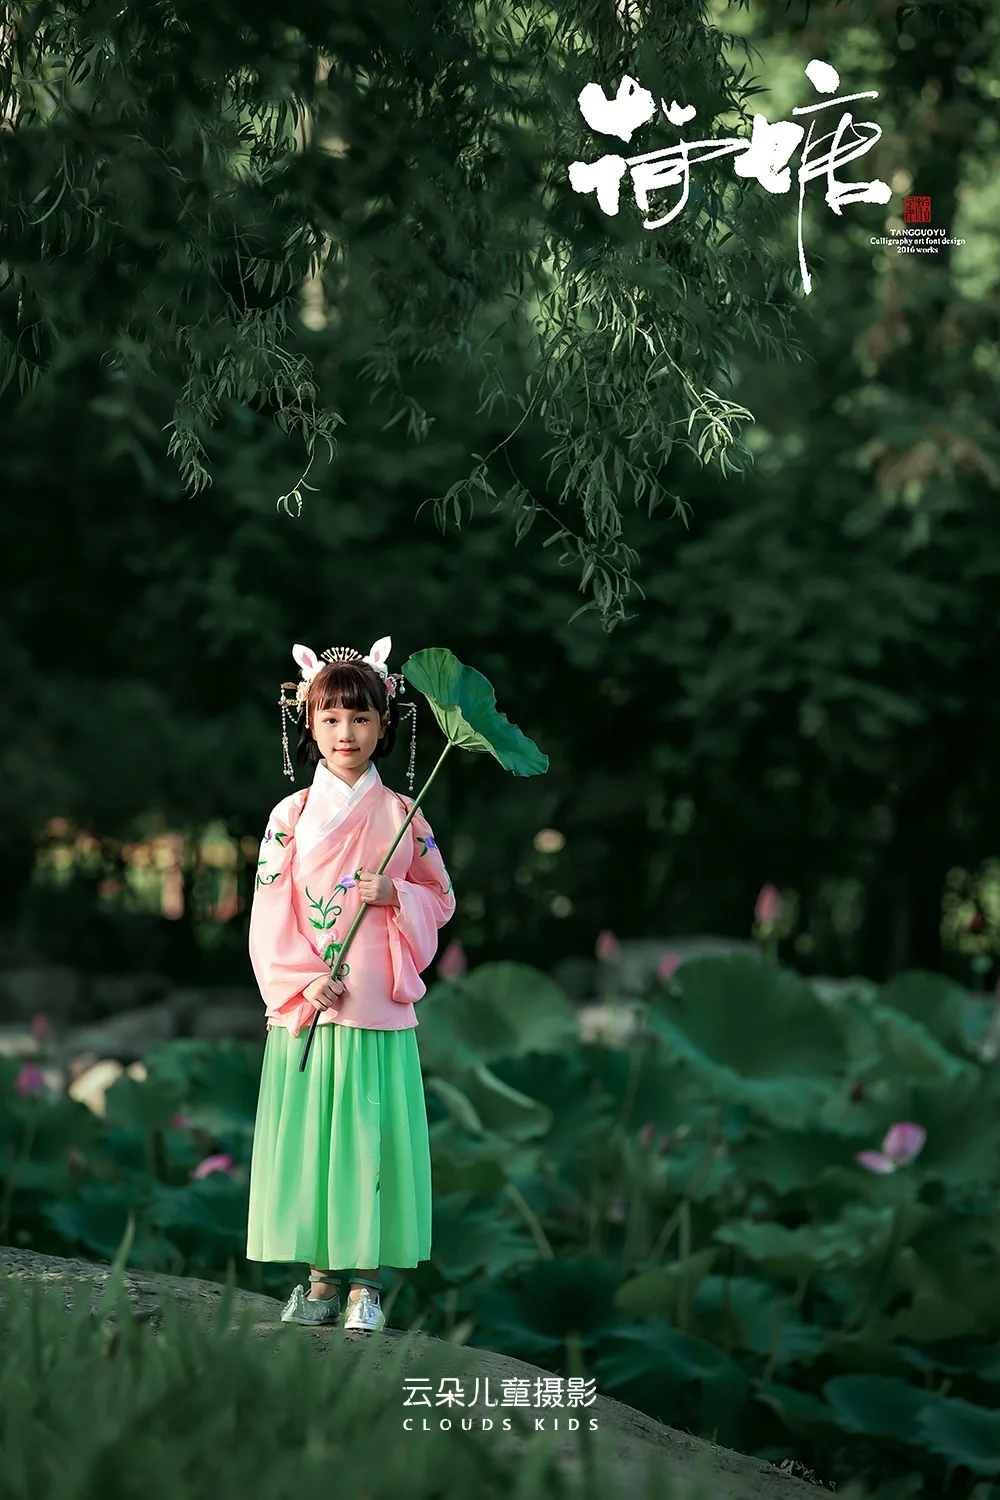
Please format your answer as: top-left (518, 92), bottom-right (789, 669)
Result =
top-left (246, 636), bottom-right (455, 1333)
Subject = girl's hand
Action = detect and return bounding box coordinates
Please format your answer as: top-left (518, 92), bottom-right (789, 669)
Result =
top-left (357, 870), bottom-right (399, 907)
top-left (302, 975), bottom-right (345, 1012)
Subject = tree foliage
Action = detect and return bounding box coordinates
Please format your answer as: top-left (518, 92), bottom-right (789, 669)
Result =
top-left (0, 0), bottom-right (802, 628)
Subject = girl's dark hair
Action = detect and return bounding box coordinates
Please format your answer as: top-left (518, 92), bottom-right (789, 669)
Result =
top-left (294, 660), bottom-right (398, 770)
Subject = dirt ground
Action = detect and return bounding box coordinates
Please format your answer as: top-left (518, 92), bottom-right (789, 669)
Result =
top-left (0, 1246), bottom-right (828, 1500)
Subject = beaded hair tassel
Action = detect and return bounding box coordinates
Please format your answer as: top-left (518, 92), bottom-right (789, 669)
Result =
top-left (279, 684), bottom-right (299, 781)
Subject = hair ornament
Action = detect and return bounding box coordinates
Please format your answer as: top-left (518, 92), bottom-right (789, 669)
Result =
top-left (277, 635), bottom-right (416, 789)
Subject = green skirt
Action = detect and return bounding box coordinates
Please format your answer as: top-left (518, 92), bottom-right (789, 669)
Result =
top-left (246, 1023), bottom-right (432, 1270)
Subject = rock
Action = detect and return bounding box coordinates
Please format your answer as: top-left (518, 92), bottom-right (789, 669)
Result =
top-left (0, 1026), bottom-right (41, 1059)
top-left (0, 1246), bottom-right (825, 1500)
top-left (67, 1059), bottom-right (124, 1114)
top-left (165, 986), bottom-right (261, 1032)
top-left (67, 1059), bottom-right (149, 1115)
top-left (0, 966), bottom-right (82, 1024)
top-left (65, 1003), bottom-right (177, 1062)
top-left (87, 973), bottom-right (173, 1018)
top-left (192, 1004), bottom-right (266, 1042)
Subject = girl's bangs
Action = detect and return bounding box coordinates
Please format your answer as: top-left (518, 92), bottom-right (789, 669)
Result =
top-left (310, 663), bottom-right (382, 714)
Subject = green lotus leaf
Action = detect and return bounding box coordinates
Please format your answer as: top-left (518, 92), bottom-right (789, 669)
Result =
top-left (754, 1383), bottom-right (838, 1436)
top-left (877, 971), bottom-right (970, 1052)
top-left (646, 956), bottom-right (849, 1129)
top-left (476, 1258), bottom-right (626, 1355)
top-left (436, 1066), bottom-right (553, 1142)
top-left (402, 648), bottom-right (548, 775)
top-left (488, 1052), bottom-right (615, 1175)
top-left (594, 1321), bottom-right (748, 1444)
top-left (715, 1204), bottom-right (896, 1277)
top-left (418, 962), bottom-right (578, 1073)
top-left (431, 1192), bottom-right (537, 1280)
top-left (735, 1129), bottom-right (867, 1195)
top-left (868, 1004), bottom-right (978, 1089)
top-left (615, 1250), bottom-right (719, 1318)
top-left (692, 1276), bottom-right (825, 1371)
top-left (919, 1396), bottom-right (1000, 1476)
top-left (823, 1373), bottom-right (928, 1443)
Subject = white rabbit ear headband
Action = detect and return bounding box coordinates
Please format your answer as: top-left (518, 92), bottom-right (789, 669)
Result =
top-left (278, 637), bottom-right (418, 790)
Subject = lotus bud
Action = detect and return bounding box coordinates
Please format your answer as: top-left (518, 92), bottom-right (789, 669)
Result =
top-left (31, 1013), bottom-right (52, 1043)
top-left (595, 929), bottom-right (622, 963)
top-left (657, 951), bottom-right (681, 981)
top-left (14, 1064), bottom-right (46, 1097)
top-left (754, 884), bottom-right (782, 926)
top-left (437, 941), bottom-right (468, 981)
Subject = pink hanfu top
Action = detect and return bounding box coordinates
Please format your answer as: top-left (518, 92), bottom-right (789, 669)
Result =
top-left (249, 766), bottom-right (455, 1035)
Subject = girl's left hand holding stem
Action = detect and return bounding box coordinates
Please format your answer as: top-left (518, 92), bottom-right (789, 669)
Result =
top-left (357, 870), bottom-right (399, 907)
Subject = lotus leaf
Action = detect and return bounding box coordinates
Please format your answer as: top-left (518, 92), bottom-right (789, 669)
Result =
top-left (736, 1129), bottom-right (867, 1196)
top-left (150, 1177), bottom-right (250, 1242)
top-left (614, 1250), bottom-right (718, 1318)
top-left (646, 956), bottom-right (849, 1128)
top-left (754, 1383), bottom-right (839, 1436)
top-left (391, 963), bottom-right (576, 1077)
top-left (898, 1339), bottom-right (1000, 1382)
top-left (594, 1321), bottom-right (748, 1444)
top-left (429, 1118), bottom-right (542, 1186)
top-left (489, 1052), bottom-right (614, 1175)
top-left (431, 1192), bottom-right (537, 1281)
top-left (401, 648), bottom-right (548, 775)
top-left (43, 1184), bottom-right (177, 1268)
top-left (453, 1065), bottom-right (553, 1141)
top-left (868, 1005), bottom-right (979, 1088)
top-left (105, 1074), bottom-right (184, 1133)
top-left (715, 1205), bottom-right (896, 1277)
top-left (475, 1257), bottom-right (627, 1355)
top-left (692, 1276), bottom-right (825, 1371)
top-left (426, 1068), bottom-right (551, 1142)
top-left (877, 971), bottom-right (971, 1051)
top-left (824, 1373), bottom-right (928, 1442)
top-left (919, 1397), bottom-right (1000, 1476)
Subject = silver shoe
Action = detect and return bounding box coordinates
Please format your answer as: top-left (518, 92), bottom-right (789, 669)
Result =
top-left (343, 1286), bottom-right (385, 1333)
top-left (280, 1283), bottom-right (341, 1326)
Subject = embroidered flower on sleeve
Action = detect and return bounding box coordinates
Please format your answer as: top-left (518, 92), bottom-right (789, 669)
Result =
top-left (417, 834), bottom-right (437, 858)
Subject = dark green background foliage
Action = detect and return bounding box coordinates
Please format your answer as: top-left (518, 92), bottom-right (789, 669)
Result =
top-left (1, 0), bottom-right (997, 981)
top-left (4, 955), bottom-right (1000, 1494)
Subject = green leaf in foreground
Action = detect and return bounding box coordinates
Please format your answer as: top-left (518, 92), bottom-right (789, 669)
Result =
top-left (402, 648), bottom-right (548, 776)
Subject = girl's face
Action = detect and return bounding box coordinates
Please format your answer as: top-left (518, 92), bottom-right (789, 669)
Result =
top-left (310, 696), bottom-right (387, 784)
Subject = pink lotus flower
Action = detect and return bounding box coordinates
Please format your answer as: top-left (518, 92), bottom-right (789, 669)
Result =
top-left (14, 1064), bottom-right (46, 1096)
top-left (31, 1013), bottom-right (52, 1043)
top-left (856, 1122), bottom-right (926, 1175)
top-left (437, 941), bottom-right (468, 981)
top-left (755, 884), bottom-right (783, 926)
top-left (170, 1114), bottom-right (190, 1130)
top-left (595, 929), bottom-right (622, 963)
top-left (191, 1153), bottom-right (237, 1180)
top-left (657, 951), bottom-right (681, 981)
